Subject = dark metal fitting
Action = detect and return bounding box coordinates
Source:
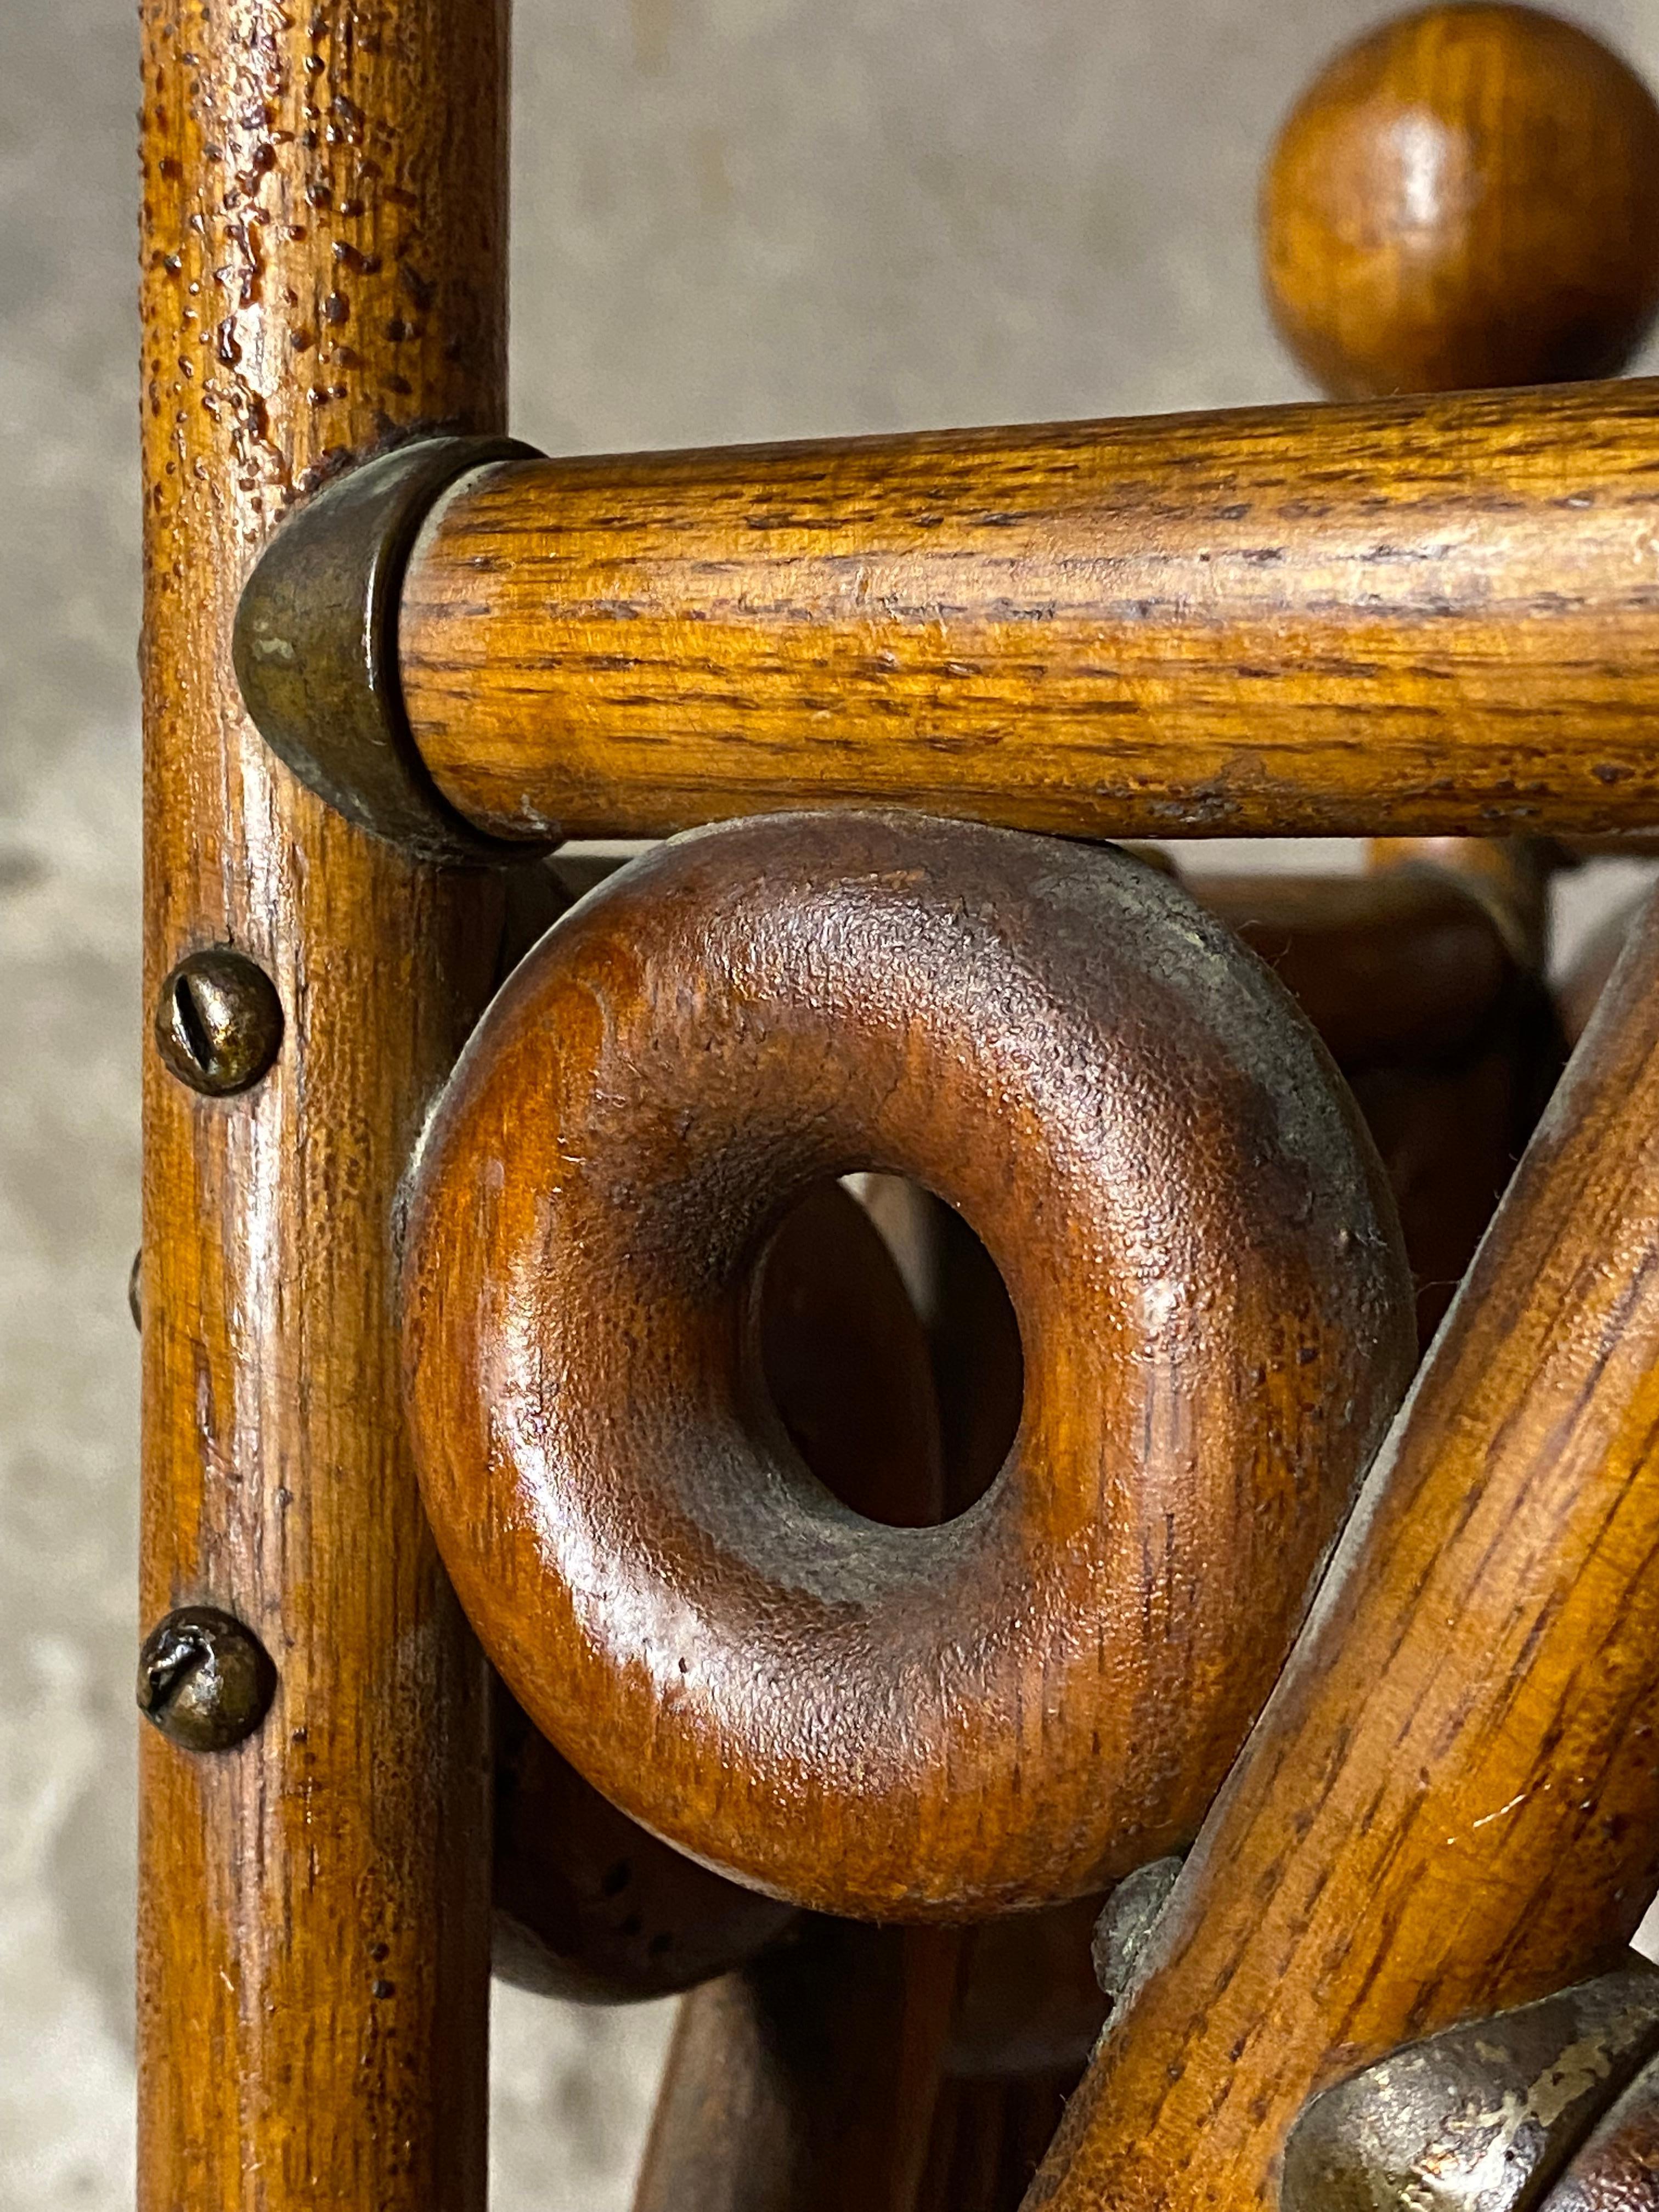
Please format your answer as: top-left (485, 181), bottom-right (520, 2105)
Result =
top-left (128, 1249), bottom-right (143, 1331)
top-left (1547, 2050), bottom-right (1659, 2212)
top-left (233, 434), bottom-right (547, 865)
top-left (1282, 1964), bottom-right (1659, 2212)
top-left (154, 947), bottom-right (284, 1096)
top-left (137, 1605), bottom-right (276, 1753)
top-left (1092, 1854), bottom-right (1184, 2006)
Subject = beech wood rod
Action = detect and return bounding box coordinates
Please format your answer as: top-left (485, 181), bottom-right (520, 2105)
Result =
top-left (137, 0), bottom-right (507, 2202)
top-left (399, 379), bottom-right (1659, 844)
top-left (1026, 885), bottom-right (1659, 2210)
top-left (631, 1923), bottom-right (960, 2212)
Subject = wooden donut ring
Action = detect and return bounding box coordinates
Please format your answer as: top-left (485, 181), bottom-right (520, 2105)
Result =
top-left (491, 1681), bottom-right (795, 2002)
top-left (404, 812), bottom-right (1414, 1920)
top-left (493, 1178), bottom-right (942, 1999)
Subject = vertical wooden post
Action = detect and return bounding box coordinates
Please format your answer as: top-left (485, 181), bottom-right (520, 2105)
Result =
top-left (137, 2), bottom-right (508, 2203)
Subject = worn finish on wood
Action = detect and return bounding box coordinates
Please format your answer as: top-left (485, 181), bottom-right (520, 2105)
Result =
top-left (633, 1918), bottom-right (961, 2212)
top-left (617, 1167), bottom-right (1077, 2202)
top-left (396, 379), bottom-right (1659, 845)
top-left (491, 846), bottom-right (1561, 1989)
top-left (137, 0), bottom-right (507, 2203)
top-left (494, 1178), bottom-right (939, 1999)
top-left (1262, 5), bottom-right (1659, 400)
top-left (403, 812), bottom-right (1412, 1920)
top-left (1030, 887), bottom-right (1659, 2211)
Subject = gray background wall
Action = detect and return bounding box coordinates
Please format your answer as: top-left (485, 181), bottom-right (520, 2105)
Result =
top-left (5, 0), bottom-right (1659, 2203)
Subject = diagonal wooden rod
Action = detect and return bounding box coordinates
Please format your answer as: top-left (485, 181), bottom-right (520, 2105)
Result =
top-left (398, 379), bottom-right (1659, 845)
top-left (1023, 882), bottom-right (1659, 2210)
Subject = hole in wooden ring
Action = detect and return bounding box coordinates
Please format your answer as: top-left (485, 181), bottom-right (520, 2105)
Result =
top-left (754, 1174), bottom-right (1022, 1528)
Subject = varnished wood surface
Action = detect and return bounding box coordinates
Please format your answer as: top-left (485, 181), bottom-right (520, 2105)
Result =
top-left (919, 2072), bottom-right (1079, 2212)
top-left (1367, 834), bottom-right (1551, 970)
top-left (494, 1179), bottom-right (939, 1999)
top-left (399, 380), bottom-right (1659, 844)
top-left (757, 1181), bottom-right (944, 1528)
top-left (137, 1), bottom-right (507, 2203)
top-left (1199, 871), bottom-right (1514, 1065)
top-left (1030, 886), bottom-right (1659, 2210)
top-left (1344, 1019), bottom-right (1561, 1345)
top-left (492, 1682), bottom-right (797, 2004)
top-left (631, 1920), bottom-right (961, 2212)
top-left (620, 1180), bottom-right (1066, 2202)
top-left (1262, 5), bottom-right (1659, 400)
top-left (1201, 862), bottom-right (1564, 1341)
top-left (926, 1194), bottom-right (1025, 1518)
top-left (403, 812), bottom-right (1413, 1920)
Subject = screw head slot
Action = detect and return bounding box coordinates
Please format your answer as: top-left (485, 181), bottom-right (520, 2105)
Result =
top-left (137, 1605), bottom-right (276, 1752)
top-left (154, 949), bottom-right (283, 1096)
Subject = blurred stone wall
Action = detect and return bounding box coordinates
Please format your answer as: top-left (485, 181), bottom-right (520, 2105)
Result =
top-left (4, 0), bottom-right (1657, 2203)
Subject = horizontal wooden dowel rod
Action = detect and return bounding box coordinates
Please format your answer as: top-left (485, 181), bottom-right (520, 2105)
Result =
top-left (1028, 883), bottom-right (1659, 2210)
top-left (400, 380), bottom-right (1659, 844)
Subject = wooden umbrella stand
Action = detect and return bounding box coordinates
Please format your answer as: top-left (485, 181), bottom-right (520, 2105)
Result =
top-left (134, 4), bottom-right (1659, 2209)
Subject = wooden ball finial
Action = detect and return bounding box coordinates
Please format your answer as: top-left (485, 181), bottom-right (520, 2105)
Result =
top-left (1262, 4), bottom-right (1659, 398)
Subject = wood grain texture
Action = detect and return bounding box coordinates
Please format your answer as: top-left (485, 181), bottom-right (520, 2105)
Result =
top-left (920, 2074), bottom-right (1079, 2212)
top-left (1202, 862), bottom-right (1564, 1342)
top-left (137, 1), bottom-right (507, 2204)
top-left (402, 811), bottom-right (1414, 1921)
top-left (1262, 4), bottom-right (1659, 400)
top-left (398, 379), bottom-right (1659, 844)
top-left (1029, 885), bottom-right (1659, 2211)
top-left (619, 1175), bottom-right (1081, 2207)
top-left (631, 1919), bottom-right (961, 2212)
top-left (493, 1178), bottom-right (939, 2000)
